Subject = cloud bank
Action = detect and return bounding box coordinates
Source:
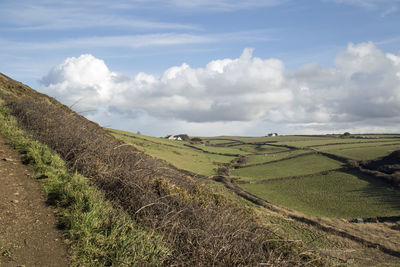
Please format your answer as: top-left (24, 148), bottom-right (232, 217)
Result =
top-left (41, 42), bottom-right (400, 134)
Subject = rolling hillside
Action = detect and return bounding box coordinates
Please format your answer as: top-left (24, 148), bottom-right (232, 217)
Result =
top-left (0, 73), bottom-right (327, 266)
top-left (1, 72), bottom-right (400, 266)
top-left (110, 125), bottom-right (400, 265)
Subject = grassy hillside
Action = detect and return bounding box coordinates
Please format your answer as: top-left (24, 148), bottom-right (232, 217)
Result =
top-left (0, 73), bottom-right (321, 266)
top-left (109, 129), bottom-right (235, 176)
top-left (246, 150), bottom-right (309, 164)
top-left (315, 142), bottom-right (400, 160)
top-left (110, 125), bottom-right (400, 221)
top-left (231, 153), bottom-right (344, 182)
top-left (2, 72), bottom-right (400, 265)
top-left (241, 171), bottom-right (400, 218)
top-left (0, 101), bottom-right (168, 266)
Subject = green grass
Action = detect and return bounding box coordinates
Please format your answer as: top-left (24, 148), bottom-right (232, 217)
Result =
top-left (0, 106), bottom-right (169, 266)
top-left (241, 171), bottom-right (400, 218)
top-left (110, 129), bottom-right (400, 220)
top-left (204, 139), bottom-right (241, 145)
top-left (315, 142), bottom-right (400, 160)
top-left (275, 138), bottom-right (400, 148)
top-left (315, 141), bottom-right (400, 150)
top-left (225, 135), bottom-right (334, 143)
top-left (231, 154), bottom-right (343, 182)
top-left (192, 144), bottom-right (250, 155)
top-left (359, 134), bottom-right (400, 138)
top-left (246, 150), bottom-right (310, 165)
top-left (109, 129), bottom-right (188, 148)
top-left (111, 131), bottom-right (235, 176)
top-left (232, 144), bottom-right (289, 154)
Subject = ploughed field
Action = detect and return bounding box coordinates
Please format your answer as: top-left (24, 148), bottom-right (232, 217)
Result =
top-left (111, 130), bottom-right (400, 219)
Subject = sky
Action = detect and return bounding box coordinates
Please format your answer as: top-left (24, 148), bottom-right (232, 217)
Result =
top-left (1, 0), bottom-right (400, 136)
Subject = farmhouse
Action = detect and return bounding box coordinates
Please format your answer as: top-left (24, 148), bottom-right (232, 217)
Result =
top-left (267, 133), bottom-right (278, 137)
top-left (164, 135), bottom-right (183, 141)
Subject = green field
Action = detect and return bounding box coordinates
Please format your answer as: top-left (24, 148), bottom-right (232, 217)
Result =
top-left (191, 144), bottom-right (250, 155)
top-left (246, 150), bottom-right (310, 165)
top-left (205, 139), bottom-right (241, 145)
top-left (315, 142), bottom-right (400, 160)
top-left (222, 135), bottom-right (333, 143)
top-left (275, 138), bottom-right (400, 148)
top-left (109, 129), bottom-right (189, 148)
top-left (231, 153), bottom-right (344, 182)
top-left (110, 130), bottom-right (235, 176)
top-left (241, 171), bottom-right (400, 218)
top-left (232, 144), bottom-right (289, 154)
top-left (111, 130), bottom-right (400, 218)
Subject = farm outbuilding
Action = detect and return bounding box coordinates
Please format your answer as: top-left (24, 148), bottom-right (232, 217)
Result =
top-left (165, 135), bottom-right (183, 141)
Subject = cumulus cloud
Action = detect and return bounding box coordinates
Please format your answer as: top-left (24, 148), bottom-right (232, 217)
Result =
top-left (41, 55), bottom-right (124, 111)
top-left (41, 49), bottom-right (292, 122)
top-left (40, 42), bottom-right (400, 133)
top-left (280, 42), bottom-right (400, 125)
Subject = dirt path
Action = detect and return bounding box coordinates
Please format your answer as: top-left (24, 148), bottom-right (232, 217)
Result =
top-left (0, 135), bottom-right (69, 266)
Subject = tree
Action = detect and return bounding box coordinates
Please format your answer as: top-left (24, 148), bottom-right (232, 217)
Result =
top-left (190, 137), bottom-right (202, 142)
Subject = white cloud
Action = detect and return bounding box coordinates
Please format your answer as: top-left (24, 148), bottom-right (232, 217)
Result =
top-left (41, 55), bottom-right (122, 110)
top-left (381, 5), bottom-right (398, 17)
top-left (0, 29), bottom-right (275, 52)
top-left (0, 34), bottom-right (214, 51)
top-left (0, 1), bottom-right (199, 31)
top-left (282, 42), bottom-right (400, 124)
top-left (40, 42), bottom-right (400, 134)
top-left (42, 49), bottom-right (291, 122)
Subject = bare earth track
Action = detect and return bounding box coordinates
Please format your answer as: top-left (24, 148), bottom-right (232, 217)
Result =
top-left (0, 135), bottom-right (69, 266)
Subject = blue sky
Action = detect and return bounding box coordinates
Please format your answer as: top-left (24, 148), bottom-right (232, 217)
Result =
top-left (1, 0), bottom-right (400, 136)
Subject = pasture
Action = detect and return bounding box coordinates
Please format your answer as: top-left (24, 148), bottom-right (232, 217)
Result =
top-left (275, 137), bottom-right (400, 148)
top-left (246, 150), bottom-right (310, 164)
top-left (314, 142), bottom-right (400, 160)
top-left (111, 130), bottom-right (400, 218)
top-left (231, 143), bottom-right (289, 154)
top-left (231, 153), bottom-right (344, 182)
top-left (190, 144), bottom-right (250, 155)
top-left (110, 130), bottom-right (235, 176)
top-left (241, 171), bottom-right (400, 218)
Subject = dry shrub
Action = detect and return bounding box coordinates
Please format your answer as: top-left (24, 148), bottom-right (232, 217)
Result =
top-left (237, 155), bottom-right (249, 165)
top-left (347, 160), bottom-right (359, 168)
top-left (4, 95), bottom-right (322, 266)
